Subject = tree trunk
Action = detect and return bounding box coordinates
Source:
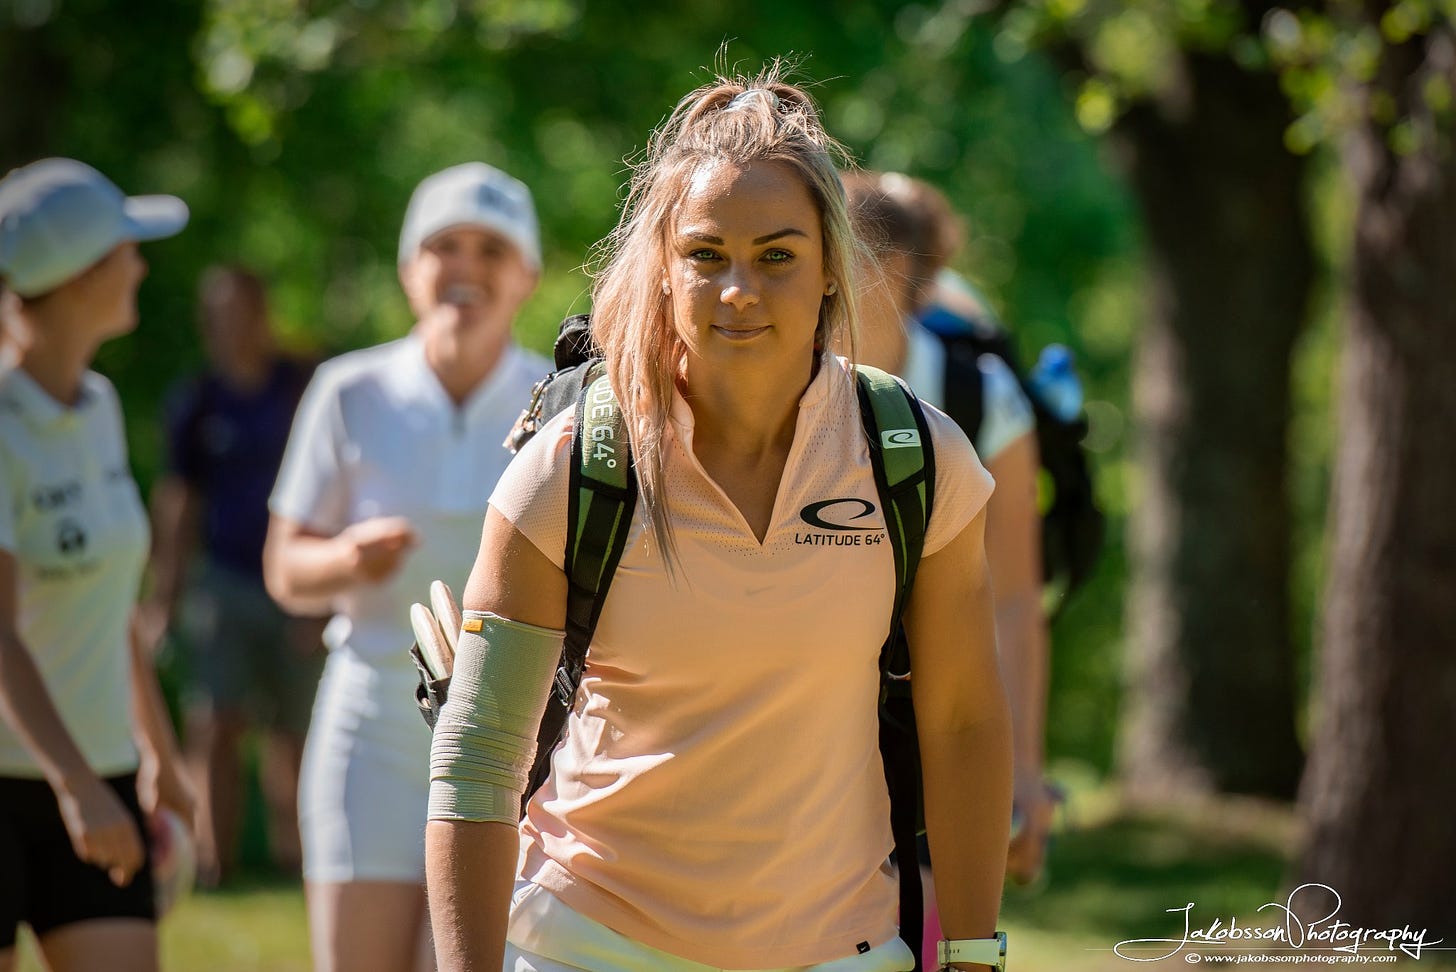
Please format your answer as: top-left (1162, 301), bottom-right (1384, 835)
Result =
top-left (1294, 24), bottom-right (1456, 937)
top-left (1117, 51), bottom-right (1311, 798)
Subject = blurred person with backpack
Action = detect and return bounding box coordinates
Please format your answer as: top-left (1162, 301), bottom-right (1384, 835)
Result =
top-left (136, 265), bottom-right (324, 888)
top-left (0, 158), bottom-right (195, 972)
top-left (844, 172), bottom-right (1078, 894)
top-left (423, 70), bottom-right (1012, 972)
top-left (263, 164), bottom-right (549, 972)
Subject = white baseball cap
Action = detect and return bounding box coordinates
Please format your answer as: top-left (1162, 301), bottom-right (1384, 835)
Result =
top-left (0, 158), bottom-right (189, 298)
top-left (398, 162), bottom-right (541, 271)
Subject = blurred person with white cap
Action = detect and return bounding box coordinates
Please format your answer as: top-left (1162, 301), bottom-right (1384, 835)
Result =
top-left (0, 158), bottom-right (196, 972)
top-left (263, 162), bottom-right (550, 972)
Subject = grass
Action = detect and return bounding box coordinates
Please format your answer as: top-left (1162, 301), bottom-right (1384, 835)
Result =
top-left (14, 874), bottom-right (310, 972)
top-left (15, 787), bottom-right (1451, 971)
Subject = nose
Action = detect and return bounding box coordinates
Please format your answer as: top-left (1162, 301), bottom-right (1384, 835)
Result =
top-left (719, 271), bottom-right (759, 311)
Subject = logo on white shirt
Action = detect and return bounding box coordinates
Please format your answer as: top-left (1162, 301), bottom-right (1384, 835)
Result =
top-left (56, 518), bottom-right (87, 555)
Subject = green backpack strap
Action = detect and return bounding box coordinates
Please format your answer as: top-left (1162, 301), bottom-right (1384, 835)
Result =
top-left (856, 363), bottom-right (936, 971)
top-left (854, 364), bottom-right (936, 679)
top-left (523, 363), bottom-right (638, 809)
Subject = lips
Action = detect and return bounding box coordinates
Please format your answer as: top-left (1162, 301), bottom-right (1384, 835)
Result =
top-left (441, 283), bottom-right (486, 306)
top-left (711, 323), bottom-right (770, 339)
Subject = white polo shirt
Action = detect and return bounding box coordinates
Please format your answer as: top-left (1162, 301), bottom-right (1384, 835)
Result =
top-left (901, 317), bottom-right (1035, 463)
top-left (270, 334), bottom-right (550, 669)
top-left (0, 365), bottom-right (146, 778)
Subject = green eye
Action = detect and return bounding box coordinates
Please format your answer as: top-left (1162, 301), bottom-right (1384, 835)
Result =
top-left (764, 249), bottom-right (793, 263)
top-left (689, 249), bottom-right (718, 260)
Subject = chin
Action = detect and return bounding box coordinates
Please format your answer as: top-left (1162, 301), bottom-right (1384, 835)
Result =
top-left (106, 309), bottom-right (141, 339)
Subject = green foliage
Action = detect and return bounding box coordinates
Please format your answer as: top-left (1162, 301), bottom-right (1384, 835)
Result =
top-left (993, 0), bottom-right (1456, 156)
top-left (1268, 2), bottom-right (1456, 156)
top-left (11, 0), bottom-right (1137, 770)
top-left (993, 0), bottom-right (1256, 132)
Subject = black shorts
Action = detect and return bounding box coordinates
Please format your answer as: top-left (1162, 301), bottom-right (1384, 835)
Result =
top-left (0, 773), bottom-right (155, 950)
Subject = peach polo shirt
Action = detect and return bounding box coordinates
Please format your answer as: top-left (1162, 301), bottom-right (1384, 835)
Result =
top-left (488, 355), bottom-right (993, 968)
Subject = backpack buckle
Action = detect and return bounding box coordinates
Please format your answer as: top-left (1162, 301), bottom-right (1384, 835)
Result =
top-left (553, 666), bottom-right (576, 706)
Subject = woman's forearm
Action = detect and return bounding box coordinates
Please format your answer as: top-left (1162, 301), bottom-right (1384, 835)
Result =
top-left (263, 515), bottom-right (418, 615)
top-left (425, 819), bottom-right (522, 971)
top-left (982, 433), bottom-right (1048, 797)
top-left (993, 590), bottom-right (1048, 787)
top-left (262, 526), bottom-right (354, 614)
top-left (0, 629), bottom-right (100, 795)
top-left (919, 707), bottom-right (1014, 942)
top-left (144, 475), bottom-right (199, 617)
top-left (128, 615), bottom-right (183, 767)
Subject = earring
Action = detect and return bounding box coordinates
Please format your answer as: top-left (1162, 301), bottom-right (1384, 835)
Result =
top-left (662, 279), bottom-right (671, 296)
top-left (825, 281), bottom-right (838, 296)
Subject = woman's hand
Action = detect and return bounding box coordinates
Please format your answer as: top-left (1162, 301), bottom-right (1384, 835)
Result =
top-left (56, 774), bottom-right (146, 887)
top-left (1006, 777), bottom-right (1057, 885)
top-left (137, 750), bottom-right (197, 831)
top-left (264, 514), bottom-right (418, 614)
top-left (341, 515), bottom-right (418, 583)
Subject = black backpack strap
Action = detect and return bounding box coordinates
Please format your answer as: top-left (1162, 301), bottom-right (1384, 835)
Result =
top-left (879, 692), bottom-right (924, 969)
top-left (855, 364), bottom-right (935, 970)
top-left (940, 332), bottom-right (987, 448)
top-left (522, 365), bottom-right (638, 810)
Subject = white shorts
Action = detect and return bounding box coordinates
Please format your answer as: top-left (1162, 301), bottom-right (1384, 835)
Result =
top-left (299, 650), bottom-right (433, 883)
top-left (505, 879), bottom-right (916, 972)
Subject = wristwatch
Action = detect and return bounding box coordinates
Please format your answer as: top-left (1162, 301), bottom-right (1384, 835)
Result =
top-left (938, 932), bottom-right (1008, 971)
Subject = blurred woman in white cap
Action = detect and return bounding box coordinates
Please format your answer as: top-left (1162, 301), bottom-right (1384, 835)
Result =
top-left (264, 162), bottom-right (550, 972)
top-left (0, 158), bottom-right (195, 972)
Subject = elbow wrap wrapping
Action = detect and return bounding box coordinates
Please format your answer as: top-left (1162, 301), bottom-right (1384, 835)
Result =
top-left (428, 611), bottom-right (564, 825)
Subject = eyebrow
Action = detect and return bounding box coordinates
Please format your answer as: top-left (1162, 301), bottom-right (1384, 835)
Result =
top-left (680, 228), bottom-right (810, 246)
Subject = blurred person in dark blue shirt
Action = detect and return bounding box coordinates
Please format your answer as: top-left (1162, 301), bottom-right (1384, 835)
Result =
top-left (138, 265), bottom-right (323, 887)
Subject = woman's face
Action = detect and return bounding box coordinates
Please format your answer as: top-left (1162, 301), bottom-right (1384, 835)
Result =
top-left (64, 241), bottom-right (148, 340)
top-left (400, 225), bottom-right (537, 361)
top-left (665, 159), bottom-right (830, 375)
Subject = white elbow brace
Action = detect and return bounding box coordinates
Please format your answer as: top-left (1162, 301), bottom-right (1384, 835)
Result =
top-left (428, 611), bottom-right (564, 825)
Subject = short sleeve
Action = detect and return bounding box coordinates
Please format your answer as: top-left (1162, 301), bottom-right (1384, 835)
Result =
top-left (974, 355), bottom-right (1035, 463)
top-left (921, 401), bottom-right (995, 558)
top-left (268, 366), bottom-right (351, 535)
top-left (487, 408), bottom-right (573, 570)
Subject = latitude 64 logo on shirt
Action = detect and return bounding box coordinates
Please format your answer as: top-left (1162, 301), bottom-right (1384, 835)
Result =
top-left (881, 428), bottom-right (921, 449)
top-left (795, 498), bottom-right (887, 547)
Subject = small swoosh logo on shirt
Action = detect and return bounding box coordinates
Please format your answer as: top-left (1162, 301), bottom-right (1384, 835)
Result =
top-left (799, 498), bottom-right (878, 531)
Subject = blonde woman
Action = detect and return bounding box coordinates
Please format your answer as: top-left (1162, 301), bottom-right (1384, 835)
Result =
top-left (426, 71), bottom-right (1012, 972)
top-left (0, 158), bottom-right (194, 972)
